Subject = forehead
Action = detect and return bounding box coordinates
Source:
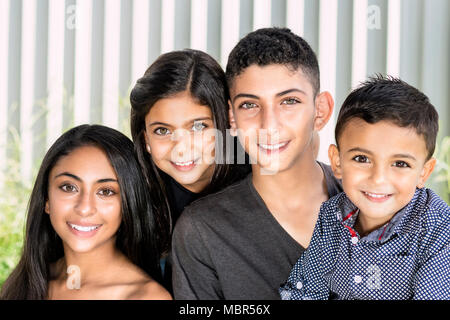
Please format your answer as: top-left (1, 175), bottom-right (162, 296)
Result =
top-left (51, 146), bottom-right (117, 178)
top-left (229, 64), bottom-right (314, 98)
top-left (146, 92), bottom-right (212, 124)
top-left (339, 119), bottom-right (428, 158)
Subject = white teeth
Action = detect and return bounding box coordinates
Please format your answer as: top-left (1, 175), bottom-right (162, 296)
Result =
top-left (175, 160), bottom-right (194, 166)
top-left (69, 223), bottom-right (100, 232)
top-left (364, 192), bottom-right (388, 198)
top-left (259, 142), bottom-right (288, 150)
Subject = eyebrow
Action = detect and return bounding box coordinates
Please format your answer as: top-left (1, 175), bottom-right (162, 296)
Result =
top-left (54, 172), bottom-right (118, 183)
top-left (232, 88), bottom-right (307, 104)
top-left (347, 148), bottom-right (417, 161)
top-left (148, 117), bottom-right (213, 128)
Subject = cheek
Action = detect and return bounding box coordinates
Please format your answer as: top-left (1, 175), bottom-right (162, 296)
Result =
top-left (148, 140), bottom-right (173, 161)
top-left (101, 201), bottom-right (122, 228)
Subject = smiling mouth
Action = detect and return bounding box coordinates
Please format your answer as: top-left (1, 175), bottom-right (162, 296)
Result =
top-left (362, 191), bottom-right (393, 202)
top-left (67, 222), bottom-right (102, 232)
top-left (258, 141), bottom-right (290, 153)
top-left (170, 159), bottom-right (198, 171)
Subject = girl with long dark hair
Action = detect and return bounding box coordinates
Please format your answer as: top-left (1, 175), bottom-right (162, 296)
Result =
top-left (0, 124), bottom-right (171, 299)
top-left (130, 49), bottom-right (250, 289)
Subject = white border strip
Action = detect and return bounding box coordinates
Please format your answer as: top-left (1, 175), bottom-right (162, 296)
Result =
top-left (220, 0), bottom-right (240, 67)
top-left (351, 0), bottom-right (368, 89)
top-left (131, 0), bottom-right (150, 84)
top-left (47, 0), bottom-right (65, 147)
top-left (161, 0), bottom-right (175, 54)
top-left (286, 0), bottom-right (305, 36)
top-left (20, 0), bottom-right (37, 182)
top-left (102, 0), bottom-right (120, 129)
top-left (0, 0), bottom-right (10, 186)
top-left (317, 0), bottom-right (338, 164)
top-left (73, 0), bottom-right (93, 125)
top-left (253, 0), bottom-right (271, 30)
top-left (190, 0), bottom-right (208, 51)
top-left (386, 0), bottom-right (401, 77)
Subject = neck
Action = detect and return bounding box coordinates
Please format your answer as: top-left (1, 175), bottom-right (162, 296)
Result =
top-left (354, 211), bottom-right (396, 237)
top-left (58, 240), bottom-right (125, 285)
top-left (252, 153), bottom-right (325, 204)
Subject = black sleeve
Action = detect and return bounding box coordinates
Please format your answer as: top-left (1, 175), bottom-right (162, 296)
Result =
top-left (171, 207), bottom-right (223, 300)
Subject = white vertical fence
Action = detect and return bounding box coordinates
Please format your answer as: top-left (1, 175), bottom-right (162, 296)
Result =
top-left (0, 0), bottom-right (449, 188)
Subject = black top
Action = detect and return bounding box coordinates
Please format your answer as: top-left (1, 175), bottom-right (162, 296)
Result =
top-left (171, 162), bottom-right (343, 300)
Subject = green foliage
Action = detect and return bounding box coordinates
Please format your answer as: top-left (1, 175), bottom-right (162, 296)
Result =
top-left (432, 136), bottom-right (450, 204)
top-left (0, 139), bottom-right (30, 288)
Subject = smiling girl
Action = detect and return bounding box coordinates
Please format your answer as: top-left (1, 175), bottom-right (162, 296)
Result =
top-left (0, 125), bottom-right (171, 300)
top-left (130, 50), bottom-right (250, 290)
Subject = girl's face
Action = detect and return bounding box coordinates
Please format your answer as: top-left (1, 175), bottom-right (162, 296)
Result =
top-left (144, 91), bottom-right (216, 193)
top-left (45, 146), bottom-right (122, 255)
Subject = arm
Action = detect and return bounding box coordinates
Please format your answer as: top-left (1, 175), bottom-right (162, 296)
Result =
top-left (413, 243), bottom-right (450, 300)
top-left (171, 209), bottom-right (223, 300)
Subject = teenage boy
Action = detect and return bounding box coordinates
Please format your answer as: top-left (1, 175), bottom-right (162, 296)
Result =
top-left (280, 76), bottom-right (450, 300)
top-left (171, 28), bottom-right (342, 299)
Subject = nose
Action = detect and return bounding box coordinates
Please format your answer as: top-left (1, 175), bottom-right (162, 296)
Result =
top-left (75, 190), bottom-right (96, 217)
top-left (261, 106), bottom-right (280, 132)
top-left (172, 128), bottom-right (192, 158)
top-left (370, 163), bottom-right (387, 185)
top-left (260, 106), bottom-right (280, 143)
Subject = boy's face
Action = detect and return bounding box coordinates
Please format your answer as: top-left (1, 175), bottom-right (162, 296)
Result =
top-left (228, 64), bottom-right (332, 174)
top-left (329, 119), bottom-right (436, 226)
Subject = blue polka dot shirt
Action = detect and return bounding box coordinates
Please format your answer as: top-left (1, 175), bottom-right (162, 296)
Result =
top-left (279, 188), bottom-right (450, 300)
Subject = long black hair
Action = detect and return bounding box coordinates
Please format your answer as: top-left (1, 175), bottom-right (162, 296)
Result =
top-left (0, 124), bottom-right (162, 300)
top-left (130, 49), bottom-right (244, 253)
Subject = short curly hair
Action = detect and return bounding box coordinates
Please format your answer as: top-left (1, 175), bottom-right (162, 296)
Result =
top-left (225, 27), bottom-right (320, 96)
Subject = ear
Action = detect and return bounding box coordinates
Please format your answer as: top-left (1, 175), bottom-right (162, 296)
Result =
top-left (228, 100), bottom-right (237, 137)
top-left (143, 131), bottom-right (151, 154)
top-left (328, 144), bottom-right (342, 179)
top-left (314, 91), bottom-right (334, 131)
top-left (45, 200), bottom-right (50, 215)
top-left (417, 157), bottom-right (437, 188)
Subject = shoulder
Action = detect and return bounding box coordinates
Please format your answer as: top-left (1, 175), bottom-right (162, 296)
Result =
top-left (419, 188), bottom-right (450, 230)
top-left (317, 161), bottom-right (343, 197)
top-left (128, 279), bottom-right (172, 300)
top-left (176, 176), bottom-right (251, 225)
top-left (406, 188), bottom-right (450, 254)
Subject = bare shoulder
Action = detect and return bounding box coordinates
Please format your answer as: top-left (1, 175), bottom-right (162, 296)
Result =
top-left (128, 278), bottom-right (172, 300)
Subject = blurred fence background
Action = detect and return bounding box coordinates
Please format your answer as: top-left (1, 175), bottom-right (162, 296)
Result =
top-left (0, 0), bottom-right (449, 285)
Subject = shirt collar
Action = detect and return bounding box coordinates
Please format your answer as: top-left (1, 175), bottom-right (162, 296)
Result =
top-left (326, 189), bottom-right (425, 242)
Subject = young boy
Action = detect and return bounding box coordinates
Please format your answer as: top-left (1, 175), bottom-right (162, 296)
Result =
top-left (280, 76), bottom-right (450, 300)
top-left (170, 28), bottom-right (341, 299)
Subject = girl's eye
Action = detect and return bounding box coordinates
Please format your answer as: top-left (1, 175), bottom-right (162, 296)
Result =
top-left (393, 161), bottom-right (410, 168)
top-left (282, 98), bottom-right (301, 105)
top-left (239, 102), bottom-right (258, 110)
top-left (98, 188), bottom-right (116, 197)
top-left (353, 155), bottom-right (370, 163)
top-left (192, 122), bottom-right (207, 132)
top-left (60, 184), bottom-right (77, 193)
top-left (154, 127), bottom-right (171, 136)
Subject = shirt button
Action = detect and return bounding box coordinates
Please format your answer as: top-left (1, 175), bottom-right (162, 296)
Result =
top-left (296, 281), bottom-right (303, 290)
top-left (354, 275), bottom-right (362, 284)
top-left (351, 236), bottom-right (359, 245)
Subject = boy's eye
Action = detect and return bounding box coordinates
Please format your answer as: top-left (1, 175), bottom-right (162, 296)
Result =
top-left (60, 184), bottom-right (78, 193)
top-left (192, 121), bottom-right (207, 132)
top-left (154, 127), bottom-right (171, 136)
top-left (393, 161), bottom-right (410, 168)
top-left (353, 155), bottom-right (370, 163)
top-left (281, 98), bottom-right (301, 105)
top-left (239, 102), bottom-right (258, 110)
top-left (97, 188), bottom-right (116, 197)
